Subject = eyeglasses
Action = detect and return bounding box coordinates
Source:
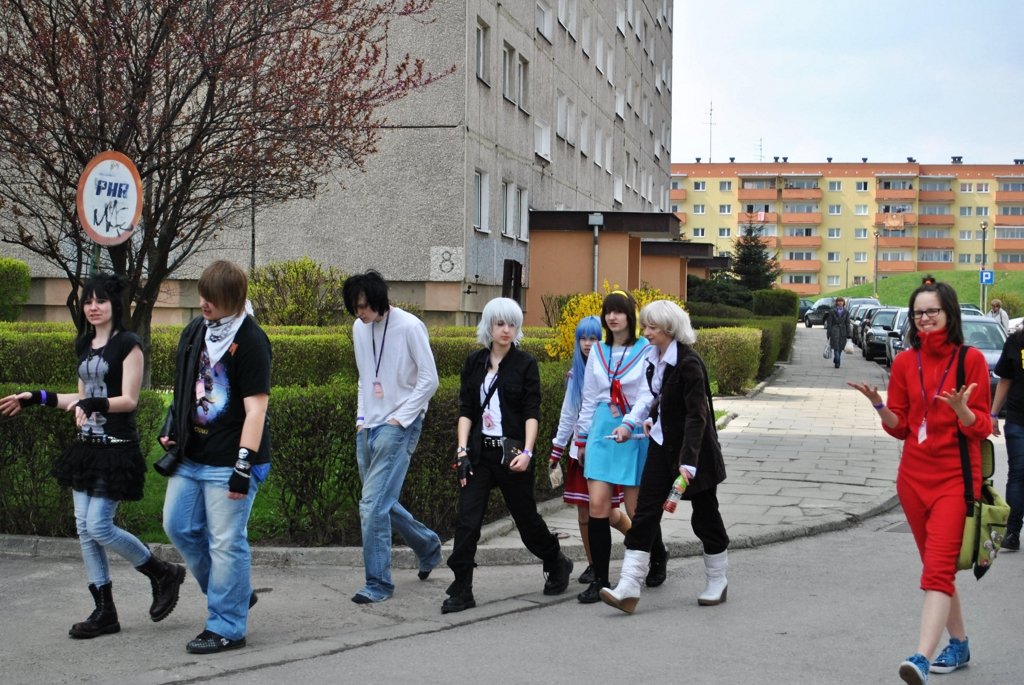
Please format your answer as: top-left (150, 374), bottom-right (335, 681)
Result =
top-left (911, 308), bottom-right (943, 320)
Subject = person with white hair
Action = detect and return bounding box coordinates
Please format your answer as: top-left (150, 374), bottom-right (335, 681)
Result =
top-left (443, 298), bottom-right (573, 613)
top-left (601, 299), bottom-right (729, 614)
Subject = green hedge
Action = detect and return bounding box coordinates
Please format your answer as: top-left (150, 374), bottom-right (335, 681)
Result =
top-left (691, 328), bottom-right (762, 395)
top-left (0, 386), bottom-right (166, 537)
top-left (752, 289), bottom-right (799, 317)
top-left (692, 315), bottom-right (794, 379)
top-left (0, 257), bottom-right (31, 321)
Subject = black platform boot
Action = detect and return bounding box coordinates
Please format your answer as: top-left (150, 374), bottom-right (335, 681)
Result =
top-left (135, 553), bottom-right (186, 622)
top-left (69, 583), bottom-right (120, 639)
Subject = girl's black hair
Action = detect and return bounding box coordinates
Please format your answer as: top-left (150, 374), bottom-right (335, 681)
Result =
top-left (601, 291), bottom-right (638, 346)
top-left (342, 270), bottom-right (390, 316)
top-left (906, 281), bottom-right (964, 349)
top-left (75, 273), bottom-right (126, 357)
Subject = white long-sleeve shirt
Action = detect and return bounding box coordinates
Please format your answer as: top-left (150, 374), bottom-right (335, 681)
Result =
top-left (553, 369), bottom-right (582, 459)
top-left (576, 339), bottom-right (654, 442)
top-left (354, 306), bottom-right (438, 428)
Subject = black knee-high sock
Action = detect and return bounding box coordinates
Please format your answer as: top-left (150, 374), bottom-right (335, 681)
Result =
top-left (651, 525), bottom-right (666, 562)
top-left (588, 516), bottom-right (611, 583)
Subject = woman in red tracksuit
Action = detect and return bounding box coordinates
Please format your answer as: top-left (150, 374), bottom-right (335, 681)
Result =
top-left (850, 280), bottom-right (991, 685)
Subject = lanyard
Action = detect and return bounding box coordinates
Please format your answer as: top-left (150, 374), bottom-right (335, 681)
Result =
top-left (915, 347), bottom-right (957, 419)
top-left (371, 311), bottom-right (390, 380)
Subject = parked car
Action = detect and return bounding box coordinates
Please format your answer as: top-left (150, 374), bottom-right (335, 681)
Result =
top-left (798, 298), bottom-right (815, 320)
top-left (961, 315), bottom-right (1009, 397)
top-left (862, 307), bottom-right (899, 361)
top-left (853, 305), bottom-right (881, 348)
top-left (884, 308), bottom-right (910, 367)
top-left (1010, 316), bottom-right (1023, 333)
top-left (803, 297), bottom-right (835, 328)
top-left (961, 304), bottom-right (984, 316)
top-left (844, 298), bottom-right (881, 339)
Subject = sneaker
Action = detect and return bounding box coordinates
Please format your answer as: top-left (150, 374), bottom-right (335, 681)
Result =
top-left (577, 565), bottom-right (595, 585)
top-left (1002, 531), bottom-right (1020, 552)
top-left (577, 579), bottom-right (610, 604)
top-left (186, 630), bottom-right (246, 654)
top-left (931, 637), bottom-right (970, 674)
top-left (543, 554), bottom-right (573, 595)
top-left (898, 653), bottom-right (929, 685)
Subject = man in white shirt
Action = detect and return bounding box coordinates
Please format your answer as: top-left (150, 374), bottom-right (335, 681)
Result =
top-left (988, 299), bottom-right (1010, 334)
top-left (342, 270), bottom-right (442, 604)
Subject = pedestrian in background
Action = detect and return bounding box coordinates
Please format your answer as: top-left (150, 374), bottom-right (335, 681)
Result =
top-left (550, 315), bottom-right (631, 586)
top-left (601, 300), bottom-right (729, 614)
top-left (826, 296), bottom-right (850, 369)
top-left (987, 298), bottom-right (1009, 335)
top-left (991, 324), bottom-right (1024, 552)
top-left (160, 260), bottom-right (272, 654)
top-left (342, 270), bottom-right (443, 604)
top-left (0, 273), bottom-right (185, 640)
top-left (849, 279), bottom-right (991, 685)
top-left (444, 297), bottom-right (573, 613)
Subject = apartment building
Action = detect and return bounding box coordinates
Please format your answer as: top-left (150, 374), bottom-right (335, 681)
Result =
top-left (670, 158), bottom-right (1024, 296)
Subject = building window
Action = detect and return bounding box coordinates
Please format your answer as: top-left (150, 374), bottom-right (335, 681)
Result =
top-left (693, 180), bottom-right (706, 191)
top-left (502, 44), bottom-right (516, 102)
top-left (501, 181), bottom-right (513, 236)
top-left (613, 175), bottom-right (624, 204)
top-left (784, 275), bottom-right (817, 285)
top-left (918, 250), bottom-right (952, 262)
top-left (855, 204), bottom-right (869, 215)
top-left (879, 251), bottom-right (910, 262)
top-left (958, 230), bottom-right (973, 240)
top-left (854, 252), bottom-right (867, 262)
top-left (719, 204), bottom-right (732, 215)
top-left (579, 112), bottom-right (590, 156)
top-left (856, 181), bottom-right (869, 191)
top-left (828, 204), bottom-right (842, 215)
top-left (692, 227), bottom-right (705, 237)
top-left (719, 180), bottom-right (733, 191)
top-left (517, 187), bottom-right (529, 240)
top-left (958, 253), bottom-right (973, 264)
top-left (517, 56), bottom-right (529, 111)
top-left (855, 228), bottom-right (868, 239)
top-left (581, 11), bottom-right (591, 55)
top-left (959, 206), bottom-right (973, 217)
top-left (787, 251), bottom-right (814, 261)
top-left (920, 205), bottom-right (951, 216)
top-left (474, 170), bottom-right (489, 232)
top-left (475, 20), bottom-right (489, 82)
top-left (997, 253), bottom-right (1024, 263)
top-left (828, 181), bottom-right (842, 191)
top-left (828, 227), bottom-right (841, 238)
top-left (920, 181), bottom-right (952, 192)
top-left (594, 127), bottom-right (604, 167)
top-left (827, 252), bottom-right (840, 262)
top-left (999, 206), bottom-right (1024, 216)
top-left (555, 90), bottom-right (567, 139)
top-left (692, 203), bottom-right (705, 214)
top-left (919, 229), bottom-right (950, 239)
top-left (671, 179), bottom-right (680, 190)
top-left (853, 275), bottom-right (867, 285)
top-left (827, 275), bottom-right (840, 286)
top-left (977, 183), bottom-right (990, 192)
top-left (784, 227), bottom-right (815, 237)
top-left (719, 227), bottom-right (731, 237)
top-left (534, 120), bottom-right (551, 161)
top-left (536, 2), bottom-right (554, 41)
top-left (976, 206), bottom-right (989, 216)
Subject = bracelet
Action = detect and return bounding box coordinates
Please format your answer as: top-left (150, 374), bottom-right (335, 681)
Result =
top-left (456, 446), bottom-right (468, 454)
top-left (872, 402), bottom-right (885, 410)
top-left (521, 449), bottom-right (532, 458)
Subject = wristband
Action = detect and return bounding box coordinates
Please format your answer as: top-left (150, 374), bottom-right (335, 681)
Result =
top-left (872, 402), bottom-right (885, 410)
top-left (521, 449), bottom-right (532, 458)
top-left (991, 413), bottom-right (999, 418)
top-left (22, 390), bottom-right (59, 408)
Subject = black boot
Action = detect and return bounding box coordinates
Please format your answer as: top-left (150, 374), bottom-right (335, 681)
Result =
top-left (135, 553), bottom-right (186, 622)
top-left (577, 577), bottom-right (610, 603)
top-left (441, 578), bottom-right (476, 614)
top-left (646, 543), bottom-right (669, 587)
top-left (69, 583), bottom-right (120, 639)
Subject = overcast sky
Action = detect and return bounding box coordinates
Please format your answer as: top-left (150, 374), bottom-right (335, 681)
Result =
top-left (671, 1), bottom-right (1024, 165)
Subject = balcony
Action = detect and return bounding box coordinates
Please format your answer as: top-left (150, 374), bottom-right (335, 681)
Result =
top-left (995, 214), bottom-right (1024, 226)
top-left (918, 190), bottom-right (955, 202)
top-left (738, 211), bottom-right (778, 224)
top-left (878, 260), bottom-right (916, 273)
top-left (918, 214), bottom-right (955, 226)
top-left (673, 211), bottom-right (687, 225)
top-left (875, 188), bottom-right (916, 201)
top-left (781, 212), bottom-right (822, 224)
top-left (670, 187), bottom-right (687, 201)
top-left (781, 187), bottom-right (822, 200)
top-left (995, 190), bottom-right (1024, 203)
top-left (778, 235), bottom-right (822, 248)
top-left (915, 261), bottom-right (955, 271)
top-left (877, 236), bottom-right (916, 248)
top-left (781, 259), bottom-right (821, 271)
top-left (917, 238), bottom-right (955, 249)
top-left (875, 212), bottom-right (917, 226)
top-left (738, 188), bottom-right (777, 201)
top-left (994, 238), bottom-right (1024, 251)
top-left (781, 283), bottom-right (821, 296)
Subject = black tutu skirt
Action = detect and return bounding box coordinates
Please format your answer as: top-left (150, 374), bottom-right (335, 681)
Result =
top-left (53, 441), bottom-right (146, 502)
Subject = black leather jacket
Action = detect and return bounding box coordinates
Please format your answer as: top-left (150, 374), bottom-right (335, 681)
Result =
top-left (159, 316), bottom-right (206, 451)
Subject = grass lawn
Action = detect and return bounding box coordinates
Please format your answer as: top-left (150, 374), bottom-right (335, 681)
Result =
top-left (825, 269), bottom-right (1024, 308)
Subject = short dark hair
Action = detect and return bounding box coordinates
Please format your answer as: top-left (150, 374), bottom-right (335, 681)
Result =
top-left (907, 280), bottom-right (963, 349)
top-left (76, 273), bottom-right (126, 356)
top-left (198, 260), bottom-right (248, 315)
top-left (342, 270), bottom-right (390, 316)
top-left (601, 291), bottom-right (638, 346)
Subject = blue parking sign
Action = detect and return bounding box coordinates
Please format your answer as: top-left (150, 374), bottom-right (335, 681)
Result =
top-left (980, 270), bottom-right (994, 285)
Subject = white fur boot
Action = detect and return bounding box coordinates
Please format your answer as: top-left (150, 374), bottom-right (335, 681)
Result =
top-left (599, 550), bottom-right (650, 614)
top-left (698, 550), bottom-right (728, 606)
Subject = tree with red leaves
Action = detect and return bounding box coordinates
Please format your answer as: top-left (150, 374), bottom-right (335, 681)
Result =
top-left (0, 0), bottom-right (449, 373)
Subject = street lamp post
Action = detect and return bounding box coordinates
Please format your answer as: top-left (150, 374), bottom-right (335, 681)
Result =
top-left (980, 220), bottom-right (989, 309)
top-left (873, 230), bottom-right (880, 298)
top-left (845, 257), bottom-right (850, 289)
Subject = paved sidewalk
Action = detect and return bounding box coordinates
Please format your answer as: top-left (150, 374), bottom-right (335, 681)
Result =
top-left (0, 325), bottom-right (902, 685)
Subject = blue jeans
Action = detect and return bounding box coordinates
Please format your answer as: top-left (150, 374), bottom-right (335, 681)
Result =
top-left (833, 348), bottom-right (843, 367)
top-left (1005, 421), bottom-right (1024, 536)
top-left (355, 417), bottom-right (442, 601)
top-left (73, 489), bottom-right (150, 586)
top-left (163, 459), bottom-right (267, 641)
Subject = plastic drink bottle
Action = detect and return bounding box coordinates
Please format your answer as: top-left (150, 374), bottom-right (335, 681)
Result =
top-left (663, 475), bottom-right (687, 513)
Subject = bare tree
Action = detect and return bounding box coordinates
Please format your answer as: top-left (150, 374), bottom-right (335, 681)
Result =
top-left (0, 0), bottom-right (450, 377)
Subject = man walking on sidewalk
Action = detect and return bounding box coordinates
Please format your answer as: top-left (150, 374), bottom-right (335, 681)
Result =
top-left (343, 270), bottom-right (443, 604)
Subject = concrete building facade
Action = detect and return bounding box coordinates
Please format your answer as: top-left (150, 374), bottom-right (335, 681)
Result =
top-left (671, 158), bottom-right (1024, 296)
